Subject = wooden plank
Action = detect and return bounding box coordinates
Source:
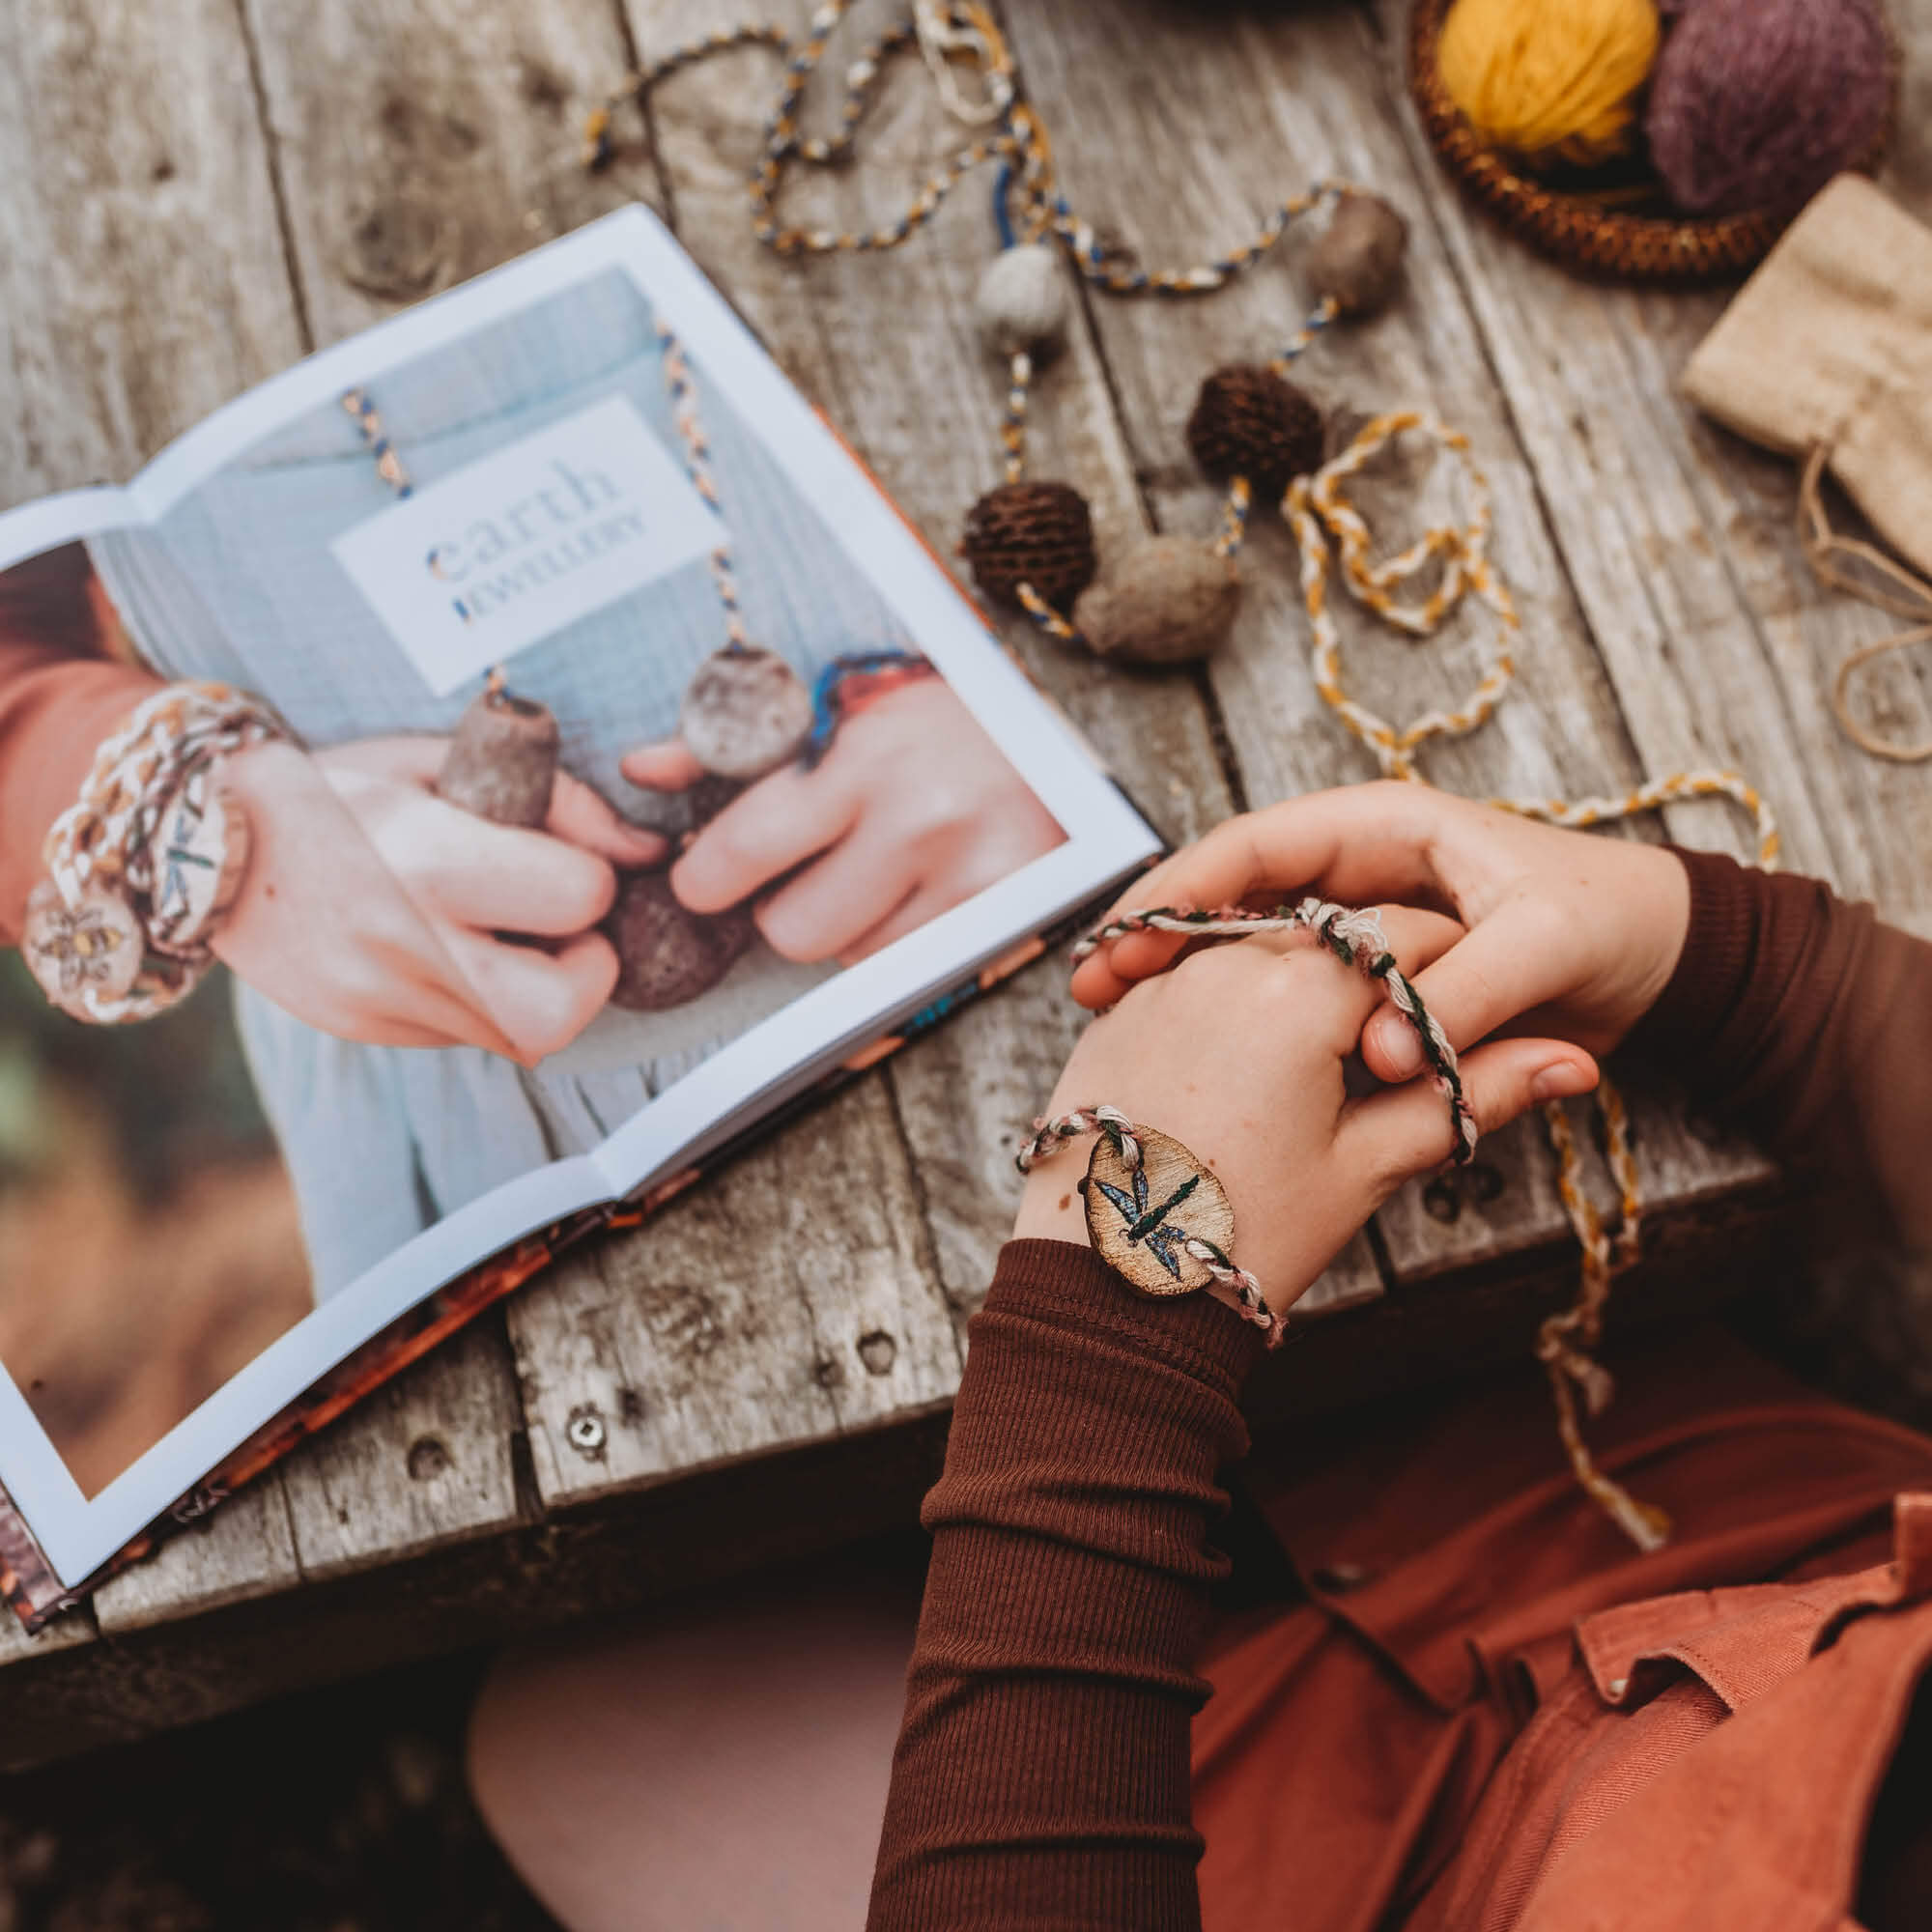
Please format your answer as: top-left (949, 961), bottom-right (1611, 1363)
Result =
top-left (0, 0), bottom-right (307, 496)
top-left (239, 0), bottom-right (647, 344)
top-left (0, 1598), bottom-right (94, 1668)
top-left (996, 0), bottom-right (1693, 1285)
top-left (1382, 0), bottom-right (1932, 938)
top-left (92, 1480), bottom-right (299, 1634)
top-left (276, 1318), bottom-right (526, 1578)
top-left (603, 0), bottom-right (1379, 1315)
top-left (0, 0), bottom-right (314, 1634)
top-left (511, 1082), bottom-right (954, 1505)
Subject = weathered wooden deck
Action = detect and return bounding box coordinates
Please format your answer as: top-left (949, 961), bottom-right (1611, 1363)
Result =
top-left (3, 0), bottom-right (1929, 1765)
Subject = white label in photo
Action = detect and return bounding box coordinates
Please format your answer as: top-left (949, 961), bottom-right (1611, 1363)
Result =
top-left (331, 394), bottom-right (722, 696)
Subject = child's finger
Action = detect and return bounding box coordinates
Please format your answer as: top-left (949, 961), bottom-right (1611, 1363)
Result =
top-left (671, 764), bottom-right (858, 914)
top-left (620, 739), bottom-right (710, 792)
top-left (451, 928), bottom-right (621, 1066)
top-left (548, 773), bottom-right (668, 867)
top-left (413, 808), bottom-right (620, 938)
top-left (1069, 786), bottom-right (1467, 1009)
top-left (1357, 897), bottom-right (1586, 1083)
top-left (754, 828), bottom-right (923, 963)
top-left (1338, 1036), bottom-right (1599, 1186)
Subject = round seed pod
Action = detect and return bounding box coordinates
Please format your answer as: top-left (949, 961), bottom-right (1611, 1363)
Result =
top-left (605, 871), bottom-right (744, 1012)
top-left (1071, 537), bottom-right (1242, 666)
top-left (1308, 191), bottom-right (1408, 319)
top-left (959, 480), bottom-right (1097, 611)
top-left (1186, 366), bottom-right (1325, 500)
top-left (974, 242), bottom-right (1070, 358)
top-left (684, 773), bottom-right (746, 833)
top-left (679, 647), bottom-right (814, 782)
top-left (436, 683), bottom-right (560, 828)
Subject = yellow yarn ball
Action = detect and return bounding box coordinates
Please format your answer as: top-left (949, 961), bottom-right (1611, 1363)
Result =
top-left (1437, 0), bottom-right (1662, 168)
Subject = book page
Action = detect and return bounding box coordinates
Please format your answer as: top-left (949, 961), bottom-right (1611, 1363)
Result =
top-left (0, 209), bottom-right (1157, 1591)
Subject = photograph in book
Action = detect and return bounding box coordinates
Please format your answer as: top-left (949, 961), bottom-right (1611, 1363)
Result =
top-left (0, 208), bottom-right (1160, 1600)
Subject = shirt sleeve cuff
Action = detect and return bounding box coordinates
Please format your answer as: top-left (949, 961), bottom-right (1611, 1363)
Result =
top-left (985, 1237), bottom-right (1266, 1404)
top-left (1621, 846), bottom-right (1765, 1065)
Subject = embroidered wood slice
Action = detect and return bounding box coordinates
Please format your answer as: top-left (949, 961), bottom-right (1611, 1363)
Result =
top-left (149, 770), bottom-right (252, 951)
top-left (1084, 1125), bottom-right (1235, 1298)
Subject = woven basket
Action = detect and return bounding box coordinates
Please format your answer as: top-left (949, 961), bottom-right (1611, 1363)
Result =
top-left (1407, 0), bottom-right (1897, 284)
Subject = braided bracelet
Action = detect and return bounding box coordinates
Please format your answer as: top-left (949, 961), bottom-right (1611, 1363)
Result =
top-left (1070, 895), bottom-right (1479, 1164)
top-left (22, 682), bottom-right (288, 1024)
top-left (1016, 1104), bottom-right (1288, 1348)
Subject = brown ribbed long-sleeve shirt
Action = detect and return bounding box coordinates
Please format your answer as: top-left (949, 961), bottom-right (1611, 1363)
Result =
top-left (867, 848), bottom-right (1932, 1930)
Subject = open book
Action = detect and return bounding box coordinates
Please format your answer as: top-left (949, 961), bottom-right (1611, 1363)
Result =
top-left (0, 209), bottom-right (1159, 1626)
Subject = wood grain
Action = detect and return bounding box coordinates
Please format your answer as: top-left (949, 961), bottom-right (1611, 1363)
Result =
top-left (239, 0), bottom-right (644, 345)
top-left (92, 1480), bottom-right (299, 1634)
top-left (511, 1083), bottom-right (954, 1506)
top-left (0, 0), bottom-right (306, 497)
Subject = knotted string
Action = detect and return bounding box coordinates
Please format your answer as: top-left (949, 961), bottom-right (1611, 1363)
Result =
top-left (1800, 443), bottom-right (1932, 766)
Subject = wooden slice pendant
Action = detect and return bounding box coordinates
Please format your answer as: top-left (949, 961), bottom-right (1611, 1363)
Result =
top-left (147, 766), bottom-right (252, 952)
top-left (679, 647), bottom-right (814, 781)
top-left (1083, 1125), bottom-right (1236, 1299)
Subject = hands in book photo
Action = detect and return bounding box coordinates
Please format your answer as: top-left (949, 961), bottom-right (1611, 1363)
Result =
top-left (213, 736), bottom-right (666, 1065)
top-left (1016, 902), bottom-right (1599, 1306)
top-left (622, 675), bottom-right (1065, 966)
top-left (1072, 782), bottom-right (1694, 1078)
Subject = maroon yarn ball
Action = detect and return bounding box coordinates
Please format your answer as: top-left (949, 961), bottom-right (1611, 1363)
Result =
top-left (1646, 0), bottom-right (1892, 218)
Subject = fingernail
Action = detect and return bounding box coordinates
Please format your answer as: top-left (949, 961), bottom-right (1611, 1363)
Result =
top-left (1374, 1012), bottom-right (1424, 1077)
top-left (1533, 1061), bottom-right (1593, 1100)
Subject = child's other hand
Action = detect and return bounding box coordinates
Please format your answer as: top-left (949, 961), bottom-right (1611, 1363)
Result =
top-left (1071, 783), bottom-right (1690, 1083)
top-left (1020, 907), bottom-right (1599, 1304)
top-left (621, 679), bottom-right (1065, 965)
top-left (214, 737), bottom-right (665, 1064)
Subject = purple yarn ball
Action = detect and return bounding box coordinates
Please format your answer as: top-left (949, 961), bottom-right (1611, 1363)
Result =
top-left (1646, 0), bottom-right (1892, 217)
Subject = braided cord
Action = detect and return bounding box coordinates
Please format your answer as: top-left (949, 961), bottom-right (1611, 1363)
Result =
top-left (1001, 349), bottom-right (1034, 485)
top-left (659, 325), bottom-right (753, 655)
top-left (1070, 897), bottom-right (1478, 1163)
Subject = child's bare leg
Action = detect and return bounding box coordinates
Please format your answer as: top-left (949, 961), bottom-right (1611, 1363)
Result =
top-left (466, 1544), bottom-right (921, 1932)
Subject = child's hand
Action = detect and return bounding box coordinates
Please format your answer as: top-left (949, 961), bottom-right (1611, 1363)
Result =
top-left (213, 737), bottom-right (665, 1064)
top-left (1021, 907), bottom-right (1599, 1304)
top-left (622, 678), bottom-right (1065, 965)
top-left (1071, 783), bottom-right (1690, 1084)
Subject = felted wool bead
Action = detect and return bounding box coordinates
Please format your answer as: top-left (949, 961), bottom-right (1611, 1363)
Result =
top-left (1070, 537), bottom-right (1242, 666)
top-left (1308, 191), bottom-right (1409, 319)
top-left (679, 646), bottom-right (814, 782)
top-left (1187, 366), bottom-right (1325, 500)
top-left (437, 683), bottom-right (560, 828)
top-left (605, 871), bottom-right (750, 1012)
top-left (1646, 0), bottom-right (1893, 217)
top-left (974, 242), bottom-right (1070, 358)
top-left (959, 479), bottom-right (1098, 611)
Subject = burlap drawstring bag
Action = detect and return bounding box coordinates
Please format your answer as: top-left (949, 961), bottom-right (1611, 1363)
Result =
top-left (1683, 174), bottom-right (1932, 764)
